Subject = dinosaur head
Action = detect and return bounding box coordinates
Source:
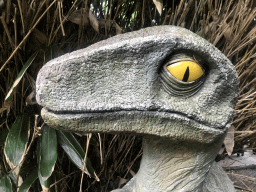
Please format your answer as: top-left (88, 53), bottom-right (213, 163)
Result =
top-left (36, 26), bottom-right (239, 143)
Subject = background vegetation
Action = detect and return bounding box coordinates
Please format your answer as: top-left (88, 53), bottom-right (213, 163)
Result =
top-left (0, 0), bottom-right (256, 191)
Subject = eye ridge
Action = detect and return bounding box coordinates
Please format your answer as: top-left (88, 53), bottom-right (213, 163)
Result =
top-left (182, 66), bottom-right (190, 82)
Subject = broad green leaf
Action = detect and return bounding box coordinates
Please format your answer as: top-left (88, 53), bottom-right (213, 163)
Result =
top-left (37, 135), bottom-right (42, 166)
top-left (56, 130), bottom-right (99, 181)
top-left (18, 167), bottom-right (38, 192)
top-left (39, 125), bottom-right (57, 180)
top-left (38, 174), bottom-right (51, 191)
top-left (5, 51), bottom-right (39, 101)
top-left (37, 136), bottom-right (50, 190)
top-left (4, 114), bottom-right (30, 167)
top-left (0, 175), bottom-right (12, 192)
top-left (38, 173), bottom-right (55, 192)
top-left (57, 130), bottom-right (84, 168)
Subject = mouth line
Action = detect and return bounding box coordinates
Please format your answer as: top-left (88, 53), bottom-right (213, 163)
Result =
top-left (43, 107), bottom-right (226, 130)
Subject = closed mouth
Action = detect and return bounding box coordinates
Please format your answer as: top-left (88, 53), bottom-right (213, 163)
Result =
top-left (42, 107), bottom-right (226, 130)
top-left (41, 107), bottom-right (227, 143)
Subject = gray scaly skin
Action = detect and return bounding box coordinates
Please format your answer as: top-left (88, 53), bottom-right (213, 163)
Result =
top-left (36, 26), bottom-right (239, 192)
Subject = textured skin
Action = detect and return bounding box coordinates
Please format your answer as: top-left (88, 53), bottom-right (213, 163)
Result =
top-left (36, 26), bottom-right (239, 191)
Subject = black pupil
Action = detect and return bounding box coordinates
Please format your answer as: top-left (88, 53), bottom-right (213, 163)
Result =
top-left (182, 66), bottom-right (189, 82)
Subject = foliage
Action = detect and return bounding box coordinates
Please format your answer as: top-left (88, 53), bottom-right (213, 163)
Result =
top-left (0, 0), bottom-right (255, 191)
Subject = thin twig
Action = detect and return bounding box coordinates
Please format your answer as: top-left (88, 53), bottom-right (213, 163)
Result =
top-left (0, 0), bottom-right (58, 73)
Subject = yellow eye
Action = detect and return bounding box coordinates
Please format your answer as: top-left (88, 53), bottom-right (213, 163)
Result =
top-left (166, 61), bottom-right (204, 82)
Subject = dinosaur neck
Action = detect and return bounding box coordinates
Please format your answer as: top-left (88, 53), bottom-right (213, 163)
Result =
top-left (134, 135), bottom-right (224, 192)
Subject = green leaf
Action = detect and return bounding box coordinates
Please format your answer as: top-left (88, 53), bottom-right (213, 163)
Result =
top-left (37, 136), bottom-right (50, 190)
top-left (39, 125), bottom-right (57, 181)
top-left (38, 173), bottom-right (56, 192)
top-left (38, 175), bottom-right (50, 191)
top-left (4, 114), bottom-right (30, 167)
top-left (56, 130), bottom-right (99, 181)
top-left (38, 170), bottom-right (51, 191)
top-left (18, 167), bottom-right (38, 192)
top-left (0, 175), bottom-right (12, 192)
top-left (5, 51), bottom-right (39, 101)
top-left (57, 130), bottom-right (84, 168)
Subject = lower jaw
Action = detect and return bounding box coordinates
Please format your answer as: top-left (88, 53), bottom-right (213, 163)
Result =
top-left (41, 108), bottom-right (226, 143)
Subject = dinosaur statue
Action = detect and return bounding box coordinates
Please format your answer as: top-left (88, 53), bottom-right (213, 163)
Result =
top-left (36, 26), bottom-right (239, 192)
